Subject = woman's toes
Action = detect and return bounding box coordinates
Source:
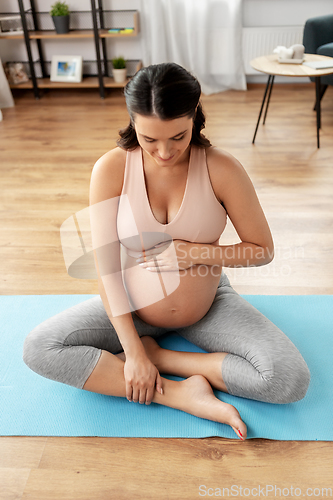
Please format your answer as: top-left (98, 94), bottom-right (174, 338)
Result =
top-left (231, 424), bottom-right (247, 440)
top-left (230, 414), bottom-right (247, 440)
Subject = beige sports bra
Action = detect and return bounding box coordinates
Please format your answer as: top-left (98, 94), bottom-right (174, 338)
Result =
top-left (116, 146), bottom-right (227, 256)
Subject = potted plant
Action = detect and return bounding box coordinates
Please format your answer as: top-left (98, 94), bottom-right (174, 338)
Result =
top-left (112, 56), bottom-right (127, 83)
top-left (50, 1), bottom-right (70, 34)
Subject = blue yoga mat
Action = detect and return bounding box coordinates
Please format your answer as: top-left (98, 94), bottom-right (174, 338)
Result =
top-left (0, 294), bottom-right (332, 440)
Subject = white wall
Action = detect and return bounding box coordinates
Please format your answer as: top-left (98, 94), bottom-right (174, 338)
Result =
top-left (243, 0), bottom-right (332, 27)
top-left (1, 1), bottom-right (332, 83)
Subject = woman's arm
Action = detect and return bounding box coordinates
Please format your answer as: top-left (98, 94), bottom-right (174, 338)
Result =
top-left (200, 147), bottom-right (274, 268)
top-left (90, 148), bottom-right (139, 342)
top-left (90, 148), bottom-right (162, 403)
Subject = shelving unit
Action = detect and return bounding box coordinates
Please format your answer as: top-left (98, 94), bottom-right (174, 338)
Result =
top-left (1, 0), bottom-right (141, 99)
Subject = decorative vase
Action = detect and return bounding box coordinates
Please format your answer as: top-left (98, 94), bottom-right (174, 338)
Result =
top-left (112, 68), bottom-right (127, 83)
top-left (52, 15), bottom-right (70, 34)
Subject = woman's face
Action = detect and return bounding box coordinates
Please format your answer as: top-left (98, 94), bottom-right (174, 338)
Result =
top-left (134, 114), bottom-right (193, 167)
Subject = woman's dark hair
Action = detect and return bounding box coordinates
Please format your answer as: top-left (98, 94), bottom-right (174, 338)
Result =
top-left (117, 63), bottom-right (211, 150)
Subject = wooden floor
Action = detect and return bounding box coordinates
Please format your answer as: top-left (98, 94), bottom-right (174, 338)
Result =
top-left (1, 83), bottom-right (332, 499)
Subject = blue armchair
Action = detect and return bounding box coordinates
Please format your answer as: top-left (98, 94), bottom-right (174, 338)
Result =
top-left (303, 14), bottom-right (333, 105)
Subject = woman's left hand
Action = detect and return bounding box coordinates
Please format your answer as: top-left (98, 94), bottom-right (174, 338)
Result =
top-left (136, 240), bottom-right (197, 272)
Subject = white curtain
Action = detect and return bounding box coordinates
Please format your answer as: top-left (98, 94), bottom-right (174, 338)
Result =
top-left (0, 59), bottom-right (14, 109)
top-left (140, 0), bottom-right (246, 95)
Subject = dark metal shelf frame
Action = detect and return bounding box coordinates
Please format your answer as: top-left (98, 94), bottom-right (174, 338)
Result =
top-left (9, 0), bottom-right (139, 99)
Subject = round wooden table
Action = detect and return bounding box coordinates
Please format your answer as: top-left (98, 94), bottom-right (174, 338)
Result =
top-left (250, 54), bottom-right (333, 148)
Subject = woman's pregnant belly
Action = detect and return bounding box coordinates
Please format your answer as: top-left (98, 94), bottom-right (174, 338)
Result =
top-left (122, 255), bottom-right (222, 328)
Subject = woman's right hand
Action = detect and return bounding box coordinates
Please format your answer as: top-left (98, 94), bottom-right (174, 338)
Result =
top-left (123, 352), bottom-right (163, 405)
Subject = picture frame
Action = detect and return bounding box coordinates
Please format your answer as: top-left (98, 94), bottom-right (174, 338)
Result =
top-left (50, 55), bottom-right (83, 83)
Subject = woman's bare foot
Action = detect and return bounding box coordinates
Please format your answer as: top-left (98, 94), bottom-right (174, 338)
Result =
top-left (125, 337), bottom-right (246, 439)
top-left (102, 345), bottom-right (247, 439)
top-left (169, 374), bottom-right (247, 440)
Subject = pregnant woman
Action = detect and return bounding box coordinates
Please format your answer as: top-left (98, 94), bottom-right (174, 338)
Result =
top-left (23, 63), bottom-right (310, 440)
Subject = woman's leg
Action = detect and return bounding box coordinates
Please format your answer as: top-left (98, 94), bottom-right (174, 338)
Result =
top-left (22, 296), bottom-right (169, 389)
top-left (22, 295), bottom-right (246, 439)
top-left (140, 273), bottom-right (311, 404)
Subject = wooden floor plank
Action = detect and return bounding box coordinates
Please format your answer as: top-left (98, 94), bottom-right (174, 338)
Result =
top-left (0, 469), bottom-right (31, 500)
top-left (21, 439), bottom-right (333, 499)
top-left (0, 437), bottom-right (47, 468)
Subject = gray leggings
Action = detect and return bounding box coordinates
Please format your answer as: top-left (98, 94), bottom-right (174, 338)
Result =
top-left (23, 273), bottom-right (310, 404)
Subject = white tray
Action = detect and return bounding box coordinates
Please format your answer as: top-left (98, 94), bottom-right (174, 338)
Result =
top-left (278, 57), bottom-right (305, 64)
